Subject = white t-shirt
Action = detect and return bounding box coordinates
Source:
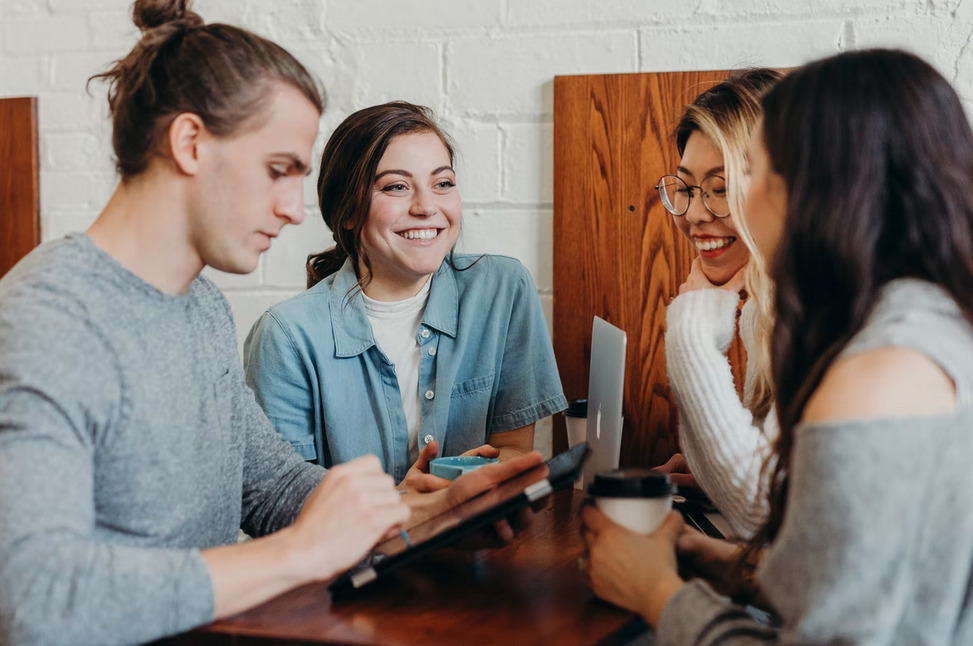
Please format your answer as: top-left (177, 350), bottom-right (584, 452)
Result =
top-left (362, 279), bottom-right (432, 465)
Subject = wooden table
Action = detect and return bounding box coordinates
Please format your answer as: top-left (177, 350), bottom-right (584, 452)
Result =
top-left (167, 489), bottom-right (648, 645)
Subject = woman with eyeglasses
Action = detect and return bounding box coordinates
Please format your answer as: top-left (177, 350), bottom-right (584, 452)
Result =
top-left (583, 47), bottom-right (973, 644)
top-left (656, 68), bottom-right (782, 539)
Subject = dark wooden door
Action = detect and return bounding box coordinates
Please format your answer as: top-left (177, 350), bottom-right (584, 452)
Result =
top-left (0, 97), bottom-right (41, 279)
top-left (552, 71), bottom-right (746, 469)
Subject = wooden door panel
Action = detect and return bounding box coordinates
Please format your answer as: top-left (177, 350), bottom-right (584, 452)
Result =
top-left (0, 97), bottom-right (41, 279)
top-left (553, 71), bottom-right (746, 469)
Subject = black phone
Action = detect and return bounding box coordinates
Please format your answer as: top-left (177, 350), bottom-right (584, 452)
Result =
top-left (329, 442), bottom-right (592, 596)
top-left (675, 498), bottom-right (725, 539)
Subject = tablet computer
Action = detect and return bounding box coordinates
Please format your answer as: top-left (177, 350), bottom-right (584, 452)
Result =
top-left (329, 442), bottom-right (591, 596)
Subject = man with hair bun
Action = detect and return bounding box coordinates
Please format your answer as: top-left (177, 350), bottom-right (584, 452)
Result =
top-left (0, 1), bottom-right (541, 644)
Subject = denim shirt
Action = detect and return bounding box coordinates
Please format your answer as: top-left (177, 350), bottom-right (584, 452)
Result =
top-left (243, 254), bottom-right (567, 482)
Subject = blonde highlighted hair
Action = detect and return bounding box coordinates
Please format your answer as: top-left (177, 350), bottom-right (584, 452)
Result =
top-left (675, 68), bottom-right (783, 424)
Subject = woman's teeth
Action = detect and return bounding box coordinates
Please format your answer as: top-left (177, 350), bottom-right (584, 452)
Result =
top-left (401, 229), bottom-right (438, 240)
top-left (695, 236), bottom-right (735, 251)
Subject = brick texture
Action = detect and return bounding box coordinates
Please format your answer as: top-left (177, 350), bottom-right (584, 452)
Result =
top-left (3, 2), bottom-right (973, 457)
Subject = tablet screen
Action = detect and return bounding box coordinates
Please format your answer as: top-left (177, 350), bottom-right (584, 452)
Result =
top-left (375, 461), bottom-right (550, 558)
top-left (331, 442), bottom-right (590, 593)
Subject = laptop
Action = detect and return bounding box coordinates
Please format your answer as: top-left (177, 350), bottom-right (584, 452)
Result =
top-left (582, 316), bottom-right (627, 488)
top-left (580, 317), bottom-right (728, 540)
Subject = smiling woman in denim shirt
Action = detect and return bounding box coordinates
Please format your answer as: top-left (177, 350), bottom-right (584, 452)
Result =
top-left (244, 101), bottom-right (567, 488)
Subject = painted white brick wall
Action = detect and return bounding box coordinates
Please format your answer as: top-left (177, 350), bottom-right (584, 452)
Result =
top-left (3, 0), bottom-right (971, 457)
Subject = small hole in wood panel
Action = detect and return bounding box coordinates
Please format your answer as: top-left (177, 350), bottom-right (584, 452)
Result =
top-left (628, 205), bottom-right (635, 212)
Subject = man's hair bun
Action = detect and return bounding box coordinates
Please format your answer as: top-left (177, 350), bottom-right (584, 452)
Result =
top-left (132, 0), bottom-right (202, 33)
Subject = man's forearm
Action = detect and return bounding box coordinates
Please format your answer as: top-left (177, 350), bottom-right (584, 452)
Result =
top-left (202, 526), bottom-right (313, 619)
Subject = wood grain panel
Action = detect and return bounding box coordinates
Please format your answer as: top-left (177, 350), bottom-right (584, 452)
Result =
top-left (553, 71), bottom-right (747, 469)
top-left (0, 97), bottom-right (40, 279)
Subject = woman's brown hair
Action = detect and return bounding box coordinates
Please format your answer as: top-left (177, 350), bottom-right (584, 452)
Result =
top-left (307, 101), bottom-right (455, 290)
top-left (90, 0), bottom-right (324, 180)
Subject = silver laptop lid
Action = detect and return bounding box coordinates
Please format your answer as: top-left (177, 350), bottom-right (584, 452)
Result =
top-left (582, 316), bottom-right (627, 487)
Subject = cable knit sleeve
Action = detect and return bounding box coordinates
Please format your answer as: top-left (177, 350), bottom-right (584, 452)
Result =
top-left (665, 289), bottom-right (772, 538)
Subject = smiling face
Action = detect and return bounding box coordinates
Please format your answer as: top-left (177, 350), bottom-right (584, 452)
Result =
top-left (743, 125), bottom-right (789, 267)
top-left (190, 83), bottom-right (320, 275)
top-left (674, 131), bottom-right (750, 285)
top-left (359, 130), bottom-right (462, 300)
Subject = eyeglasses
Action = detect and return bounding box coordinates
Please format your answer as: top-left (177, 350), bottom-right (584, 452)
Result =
top-left (654, 174), bottom-right (730, 218)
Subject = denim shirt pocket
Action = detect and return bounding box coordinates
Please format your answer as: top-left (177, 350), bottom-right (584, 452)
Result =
top-left (451, 372), bottom-right (495, 397)
top-left (449, 371), bottom-right (495, 440)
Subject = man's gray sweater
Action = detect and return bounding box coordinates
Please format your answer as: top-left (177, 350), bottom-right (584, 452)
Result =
top-left (0, 235), bottom-right (324, 645)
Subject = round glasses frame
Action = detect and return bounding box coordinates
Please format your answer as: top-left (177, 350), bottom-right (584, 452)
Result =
top-left (654, 174), bottom-right (731, 218)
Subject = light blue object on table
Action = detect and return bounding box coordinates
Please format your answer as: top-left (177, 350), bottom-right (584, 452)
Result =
top-left (429, 456), bottom-right (498, 480)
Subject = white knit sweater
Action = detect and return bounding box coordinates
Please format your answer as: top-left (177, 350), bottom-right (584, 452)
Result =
top-left (664, 289), bottom-right (776, 538)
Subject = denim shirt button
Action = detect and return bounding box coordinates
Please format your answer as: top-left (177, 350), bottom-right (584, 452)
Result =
top-left (424, 434), bottom-right (434, 444)
top-left (428, 346), bottom-right (437, 356)
top-left (424, 389), bottom-right (435, 400)
top-left (420, 328), bottom-right (431, 339)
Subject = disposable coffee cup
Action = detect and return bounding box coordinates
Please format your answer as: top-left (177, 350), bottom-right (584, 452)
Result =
top-left (588, 469), bottom-right (674, 534)
top-left (564, 398), bottom-right (588, 449)
top-left (564, 399), bottom-right (588, 489)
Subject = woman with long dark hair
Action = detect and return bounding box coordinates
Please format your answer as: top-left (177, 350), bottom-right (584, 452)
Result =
top-left (582, 48), bottom-right (973, 642)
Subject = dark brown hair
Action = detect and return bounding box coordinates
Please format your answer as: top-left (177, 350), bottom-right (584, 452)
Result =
top-left (90, 0), bottom-right (324, 179)
top-left (752, 49), bottom-right (973, 552)
top-left (307, 101), bottom-right (455, 290)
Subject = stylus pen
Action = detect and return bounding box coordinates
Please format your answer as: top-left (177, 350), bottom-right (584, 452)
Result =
top-left (394, 489), bottom-right (415, 548)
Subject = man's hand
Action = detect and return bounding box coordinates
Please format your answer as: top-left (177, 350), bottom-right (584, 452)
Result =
top-left (203, 454), bottom-right (410, 620)
top-left (289, 455), bottom-right (410, 579)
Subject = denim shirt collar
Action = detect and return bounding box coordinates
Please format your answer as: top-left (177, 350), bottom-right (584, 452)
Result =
top-left (329, 257), bottom-right (458, 358)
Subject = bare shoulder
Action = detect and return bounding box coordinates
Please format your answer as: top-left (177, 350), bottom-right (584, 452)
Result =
top-left (802, 346), bottom-right (957, 424)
